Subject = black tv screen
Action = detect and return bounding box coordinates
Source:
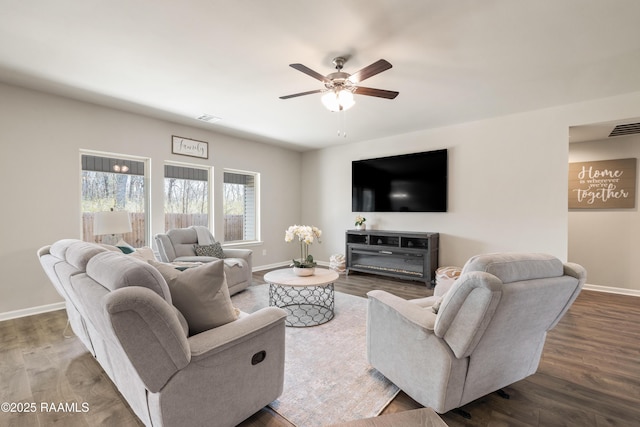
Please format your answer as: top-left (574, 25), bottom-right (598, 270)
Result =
top-left (352, 149), bottom-right (448, 212)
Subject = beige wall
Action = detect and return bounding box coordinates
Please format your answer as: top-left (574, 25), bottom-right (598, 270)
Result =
top-left (0, 82), bottom-right (302, 315)
top-left (569, 134), bottom-right (640, 291)
top-left (2, 82), bottom-right (640, 317)
top-left (301, 91), bottom-right (640, 286)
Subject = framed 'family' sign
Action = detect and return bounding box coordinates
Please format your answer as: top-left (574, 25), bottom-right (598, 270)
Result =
top-left (568, 158), bottom-right (636, 209)
top-left (171, 135), bottom-right (209, 159)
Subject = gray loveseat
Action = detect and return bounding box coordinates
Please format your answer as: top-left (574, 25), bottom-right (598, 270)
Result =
top-left (155, 226), bottom-right (252, 295)
top-left (38, 239), bottom-right (286, 427)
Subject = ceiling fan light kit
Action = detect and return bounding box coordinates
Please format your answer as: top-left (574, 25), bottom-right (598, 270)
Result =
top-left (321, 88), bottom-right (355, 112)
top-left (280, 56), bottom-right (398, 113)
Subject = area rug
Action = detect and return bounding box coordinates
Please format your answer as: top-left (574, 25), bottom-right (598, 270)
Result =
top-left (232, 283), bottom-right (399, 427)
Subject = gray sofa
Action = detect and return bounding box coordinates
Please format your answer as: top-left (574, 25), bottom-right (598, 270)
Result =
top-left (38, 239), bottom-right (286, 427)
top-left (367, 253), bottom-right (586, 415)
top-left (155, 226), bottom-right (252, 295)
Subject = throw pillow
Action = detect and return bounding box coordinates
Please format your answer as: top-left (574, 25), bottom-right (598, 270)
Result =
top-left (129, 246), bottom-right (156, 261)
top-left (117, 245), bottom-right (135, 254)
top-left (115, 239), bottom-right (135, 253)
top-left (194, 242), bottom-right (226, 259)
top-left (149, 259), bottom-right (238, 335)
top-left (432, 297), bottom-right (443, 314)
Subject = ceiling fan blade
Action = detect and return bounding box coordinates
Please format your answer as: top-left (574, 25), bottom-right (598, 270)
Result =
top-left (289, 63), bottom-right (330, 83)
top-left (279, 89), bottom-right (323, 100)
top-left (353, 86), bottom-right (399, 99)
top-left (348, 59), bottom-right (392, 83)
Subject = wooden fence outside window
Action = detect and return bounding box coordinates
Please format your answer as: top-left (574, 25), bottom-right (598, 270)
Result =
top-left (82, 213), bottom-right (244, 247)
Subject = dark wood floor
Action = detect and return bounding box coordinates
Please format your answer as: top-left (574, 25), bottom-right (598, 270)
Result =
top-left (1, 270), bottom-right (639, 426)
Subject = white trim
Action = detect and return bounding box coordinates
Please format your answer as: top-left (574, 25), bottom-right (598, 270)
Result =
top-left (3, 280), bottom-right (634, 322)
top-left (253, 260), bottom-right (330, 272)
top-left (252, 269), bottom-right (640, 297)
top-left (0, 302), bottom-right (65, 322)
top-left (223, 168), bottom-right (260, 244)
top-left (163, 161), bottom-right (213, 231)
top-left (223, 240), bottom-right (264, 248)
top-left (253, 261), bottom-right (291, 272)
top-left (583, 283), bottom-right (640, 297)
top-left (79, 149), bottom-right (152, 246)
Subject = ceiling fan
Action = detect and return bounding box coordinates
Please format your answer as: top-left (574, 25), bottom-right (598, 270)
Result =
top-left (279, 57), bottom-right (399, 112)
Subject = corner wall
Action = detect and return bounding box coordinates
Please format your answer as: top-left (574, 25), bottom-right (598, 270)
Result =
top-left (302, 91), bottom-right (640, 282)
top-left (569, 134), bottom-right (640, 292)
top-left (0, 82), bottom-right (302, 315)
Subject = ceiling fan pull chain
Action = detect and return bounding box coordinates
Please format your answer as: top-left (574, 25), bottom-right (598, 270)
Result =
top-left (343, 109), bottom-right (347, 138)
top-left (337, 109), bottom-right (347, 138)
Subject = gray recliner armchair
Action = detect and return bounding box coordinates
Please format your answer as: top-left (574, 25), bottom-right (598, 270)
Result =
top-left (155, 226), bottom-right (252, 295)
top-left (366, 253), bottom-right (586, 415)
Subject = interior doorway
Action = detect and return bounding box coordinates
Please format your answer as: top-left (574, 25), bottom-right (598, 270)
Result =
top-left (568, 118), bottom-right (640, 295)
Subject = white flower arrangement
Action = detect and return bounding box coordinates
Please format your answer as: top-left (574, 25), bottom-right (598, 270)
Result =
top-left (285, 225), bottom-right (322, 268)
top-left (354, 215), bottom-right (366, 226)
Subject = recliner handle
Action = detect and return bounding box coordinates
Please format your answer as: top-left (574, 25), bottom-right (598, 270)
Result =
top-left (251, 350), bottom-right (267, 365)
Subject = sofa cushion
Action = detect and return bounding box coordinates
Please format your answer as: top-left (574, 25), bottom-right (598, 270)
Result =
top-left (461, 253), bottom-right (563, 284)
top-left (86, 251), bottom-right (172, 302)
top-left (149, 259), bottom-right (238, 335)
top-left (66, 241), bottom-right (108, 270)
top-left (49, 239), bottom-right (81, 260)
top-left (166, 228), bottom-right (199, 258)
top-left (194, 242), bottom-right (225, 258)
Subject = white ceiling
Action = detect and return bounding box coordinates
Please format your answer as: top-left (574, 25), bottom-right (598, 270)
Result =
top-left (2, 0), bottom-right (640, 151)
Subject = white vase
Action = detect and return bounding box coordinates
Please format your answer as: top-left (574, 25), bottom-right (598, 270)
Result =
top-left (293, 267), bottom-right (315, 276)
top-left (355, 224), bottom-right (366, 231)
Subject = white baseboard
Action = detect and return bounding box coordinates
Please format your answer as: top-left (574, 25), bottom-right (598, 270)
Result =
top-left (253, 266), bottom-right (640, 298)
top-left (252, 261), bottom-right (291, 272)
top-left (253, 260), bottom-right (330, 272)
top-left (3, 277), bottom-right (633, 322)
top-left (1, 261), bottom-right (321, 321)
top-left (0, 302), bottom-right (65, 322)
top-left (583, 283), bottom-right (640, 297)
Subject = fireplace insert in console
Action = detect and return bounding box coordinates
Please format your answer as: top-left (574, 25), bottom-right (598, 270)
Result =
top-left (345, 230), bottom-right (439, 285)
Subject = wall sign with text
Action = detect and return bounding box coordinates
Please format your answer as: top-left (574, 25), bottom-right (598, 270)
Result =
top-left (171, 135), bottom-right (209, 159)
top-left (568, 158), bottom-right (636, 209)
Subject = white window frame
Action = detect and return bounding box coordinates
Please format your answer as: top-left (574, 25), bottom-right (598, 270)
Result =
top-left (80, 150), bottom-right (150, 247)
top-left (163, 161), bottom-right (213, 231)
top-left (222, 168), bottom-right (260, 245)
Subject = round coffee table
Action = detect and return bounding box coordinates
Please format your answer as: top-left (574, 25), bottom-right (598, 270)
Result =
top-left (264, 268), bottom-right (339, 327)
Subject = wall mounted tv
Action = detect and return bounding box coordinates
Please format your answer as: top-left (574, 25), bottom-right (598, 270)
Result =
top-left (352, 149), bottom-right (448, 212)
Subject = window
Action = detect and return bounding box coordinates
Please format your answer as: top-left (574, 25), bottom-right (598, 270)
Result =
top-left (81, 153), bottom-right (148, 247)
top-left (164, 164), bottom-right (210, 231)
top-left (223, 170), bottom-right (259, 242)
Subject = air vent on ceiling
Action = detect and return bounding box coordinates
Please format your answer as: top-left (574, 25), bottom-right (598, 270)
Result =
top-left (609, 122), bottom-right (640, 138)
top-left (195, 114), bottom-right (221, 123)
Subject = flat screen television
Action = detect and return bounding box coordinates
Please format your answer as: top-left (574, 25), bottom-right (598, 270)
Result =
top-left (352, 149), bottom-right (447, 212)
